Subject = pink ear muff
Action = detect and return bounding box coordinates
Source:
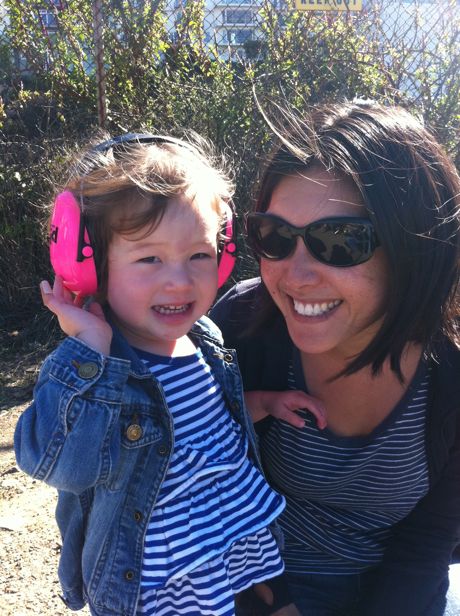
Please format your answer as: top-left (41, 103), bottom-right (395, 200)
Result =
top-left (217, 203), bottom-right (237, 288)
top-left (49, 191), bottom-right (98, 297)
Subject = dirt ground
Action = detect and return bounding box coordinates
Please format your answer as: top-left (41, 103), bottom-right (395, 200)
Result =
top-left (0, 342), bottom-right (90, 616)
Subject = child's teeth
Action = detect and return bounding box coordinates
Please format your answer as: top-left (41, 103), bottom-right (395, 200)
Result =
top-left (155, 304), bottom-right (188, 314)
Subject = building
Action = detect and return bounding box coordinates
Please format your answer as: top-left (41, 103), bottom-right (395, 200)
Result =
top-left (166, 0), bottom-right (274, 59)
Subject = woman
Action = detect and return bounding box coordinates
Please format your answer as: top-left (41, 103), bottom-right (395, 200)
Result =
top-left (211, 101), bottom-right (460, 615)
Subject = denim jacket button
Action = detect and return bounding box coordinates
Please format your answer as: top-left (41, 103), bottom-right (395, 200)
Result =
top-left (124, 570), bottom-right (135, 581)
top-left (157, 444), bottom-right (168, 456)
top-left (126, 424), bottom-right (143, 441)
top-left (134, 510), bottom-right (142, 522)
top-left (77, 362), bottom-right (98, 379)
top-left (224, 353), bottom-right (233, 363)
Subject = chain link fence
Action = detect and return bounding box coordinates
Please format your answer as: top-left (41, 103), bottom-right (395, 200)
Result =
top-left (1, 1), bottom-right (459, 90)
top-left (176, 1), bottom-right (459, 62)
top-left (0, 0), bottom-right (459, 329)
top-left (1, 2), bottom-right (459, 133)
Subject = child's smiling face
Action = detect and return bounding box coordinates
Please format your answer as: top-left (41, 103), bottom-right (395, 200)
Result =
top-left (106, 196), bottom-right (220, 356)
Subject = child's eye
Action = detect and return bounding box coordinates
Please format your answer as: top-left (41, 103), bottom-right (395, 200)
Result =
top-left (191, 252), bottom-right (213, 260)
top-left (138, 256), bottom-right (161, 264)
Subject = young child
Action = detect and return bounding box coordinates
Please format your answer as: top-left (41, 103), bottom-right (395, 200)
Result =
top-left (13, 134), bottom-right (304, 616)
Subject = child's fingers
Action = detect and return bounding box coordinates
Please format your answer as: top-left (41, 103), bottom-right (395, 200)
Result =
top-left (40, 278), bottom-right (78, 317)
top-left (40, 279), bottom-right (52, 296)
top-left (52, 276), bottom-right (85, 309)
top-left (52, 274), bottom-right (64, 296)
top-left (74, 293), bottom-right (85, 308)
top-left (270, 404), bottom-right (307, 429)
top-left (40, 280), bottom-right (53, 307)
top-left (52, 275), bottom-right (74, 304)
top-left (300, 405), bottom-right (327, 430)
top-left (40, 280), bottom-right (64, 315)
top-left (87, 301), bottom-right (107, 322)
top-left (285, 391), bottom-right (327, 430)
top-left (244, 390), bottom-right (327, 430)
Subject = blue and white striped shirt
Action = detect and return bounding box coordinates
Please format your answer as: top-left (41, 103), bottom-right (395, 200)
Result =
top-left (260, 347), bottom-right (430, 574)
top-left (135, 346), bottom-right (284, 615)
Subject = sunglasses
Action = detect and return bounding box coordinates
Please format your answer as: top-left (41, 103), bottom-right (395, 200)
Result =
top-left (246, 212), bottom-right (380, 267)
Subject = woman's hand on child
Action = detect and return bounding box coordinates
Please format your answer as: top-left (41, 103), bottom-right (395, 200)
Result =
top-left (236, 581), bottom-right (301, 615)
top-left (40, 276), bottom-right (112, 355)
top-left (244, 390), bottom-right (327, 429)
top-left (249, 582), bottom-right (302, 615)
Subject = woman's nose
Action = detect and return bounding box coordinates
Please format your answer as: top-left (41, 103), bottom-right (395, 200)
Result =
top-left (284, 238), bottom-right (323, 286)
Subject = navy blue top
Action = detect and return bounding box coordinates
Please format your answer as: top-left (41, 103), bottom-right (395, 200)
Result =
top-left (210, 278), bottom-right (460, 615)
top-left (261, 347), bottom-right (429, 573)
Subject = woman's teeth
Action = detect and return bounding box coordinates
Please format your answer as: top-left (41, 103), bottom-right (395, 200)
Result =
top-left (293, 299), bottom-right (341, 316)
top-left (154, 304), bottom-right (189, 315)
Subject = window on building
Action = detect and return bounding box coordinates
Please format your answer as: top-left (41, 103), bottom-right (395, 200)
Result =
top-left (223, 9), bottom-right (254, 25)
top-left (225, 28), bottom-right (254, 45)
top-left (218, 0), bottom-right (256, 5)
top-left (39, 9), bottom-right (58, 28)
top-left (38, 0), bottom-right (62, 29)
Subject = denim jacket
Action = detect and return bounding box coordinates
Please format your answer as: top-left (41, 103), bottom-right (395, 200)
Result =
top-left (14, 316), bottom-right (269, 616)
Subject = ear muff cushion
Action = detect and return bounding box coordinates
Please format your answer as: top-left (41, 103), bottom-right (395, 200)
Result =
top-left (50, 191), bottom-right (98, 297)
top-left (217, 203), bottom-right (237, 288)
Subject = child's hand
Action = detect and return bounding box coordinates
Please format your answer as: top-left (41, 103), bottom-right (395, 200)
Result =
top-left (244, 390), bottom-right (327, 430)
top-left (40, 276), bottom-right (112, 355)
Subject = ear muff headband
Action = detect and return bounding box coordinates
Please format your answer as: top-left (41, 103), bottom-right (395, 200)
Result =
top-left (92, 133), bottom-right (192, 154)
top-left (49, 134), bottom-right (237, 298)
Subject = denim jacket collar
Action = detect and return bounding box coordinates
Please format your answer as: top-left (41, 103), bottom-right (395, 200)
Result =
top-left (106, 310), bottom-right (224, 378)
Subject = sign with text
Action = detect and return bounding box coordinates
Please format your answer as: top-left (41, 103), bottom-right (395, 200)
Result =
top-left (295, 0), bottom-right (363, 11)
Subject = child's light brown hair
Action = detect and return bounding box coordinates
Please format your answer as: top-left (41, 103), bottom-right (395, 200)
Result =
top-left (60, 133), bottom-right (234, 300)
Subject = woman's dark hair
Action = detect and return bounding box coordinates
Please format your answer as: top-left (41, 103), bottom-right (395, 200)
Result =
top-left (253, 100), bottom-right (460, 378)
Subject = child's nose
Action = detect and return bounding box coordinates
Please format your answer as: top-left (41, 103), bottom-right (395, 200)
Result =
top-left (164, 264), bottom-right (194, 290)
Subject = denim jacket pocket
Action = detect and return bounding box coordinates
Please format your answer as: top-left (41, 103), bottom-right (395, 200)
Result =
top-left (106, 403), bottom-right (164, 492)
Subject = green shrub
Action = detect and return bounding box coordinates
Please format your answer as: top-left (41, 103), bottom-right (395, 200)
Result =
top-left (1, 0), bottom-right (459, 333)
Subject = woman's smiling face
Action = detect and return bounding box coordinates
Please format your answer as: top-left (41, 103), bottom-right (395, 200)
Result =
top-left (260, 166), bottom-right (390, 361)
